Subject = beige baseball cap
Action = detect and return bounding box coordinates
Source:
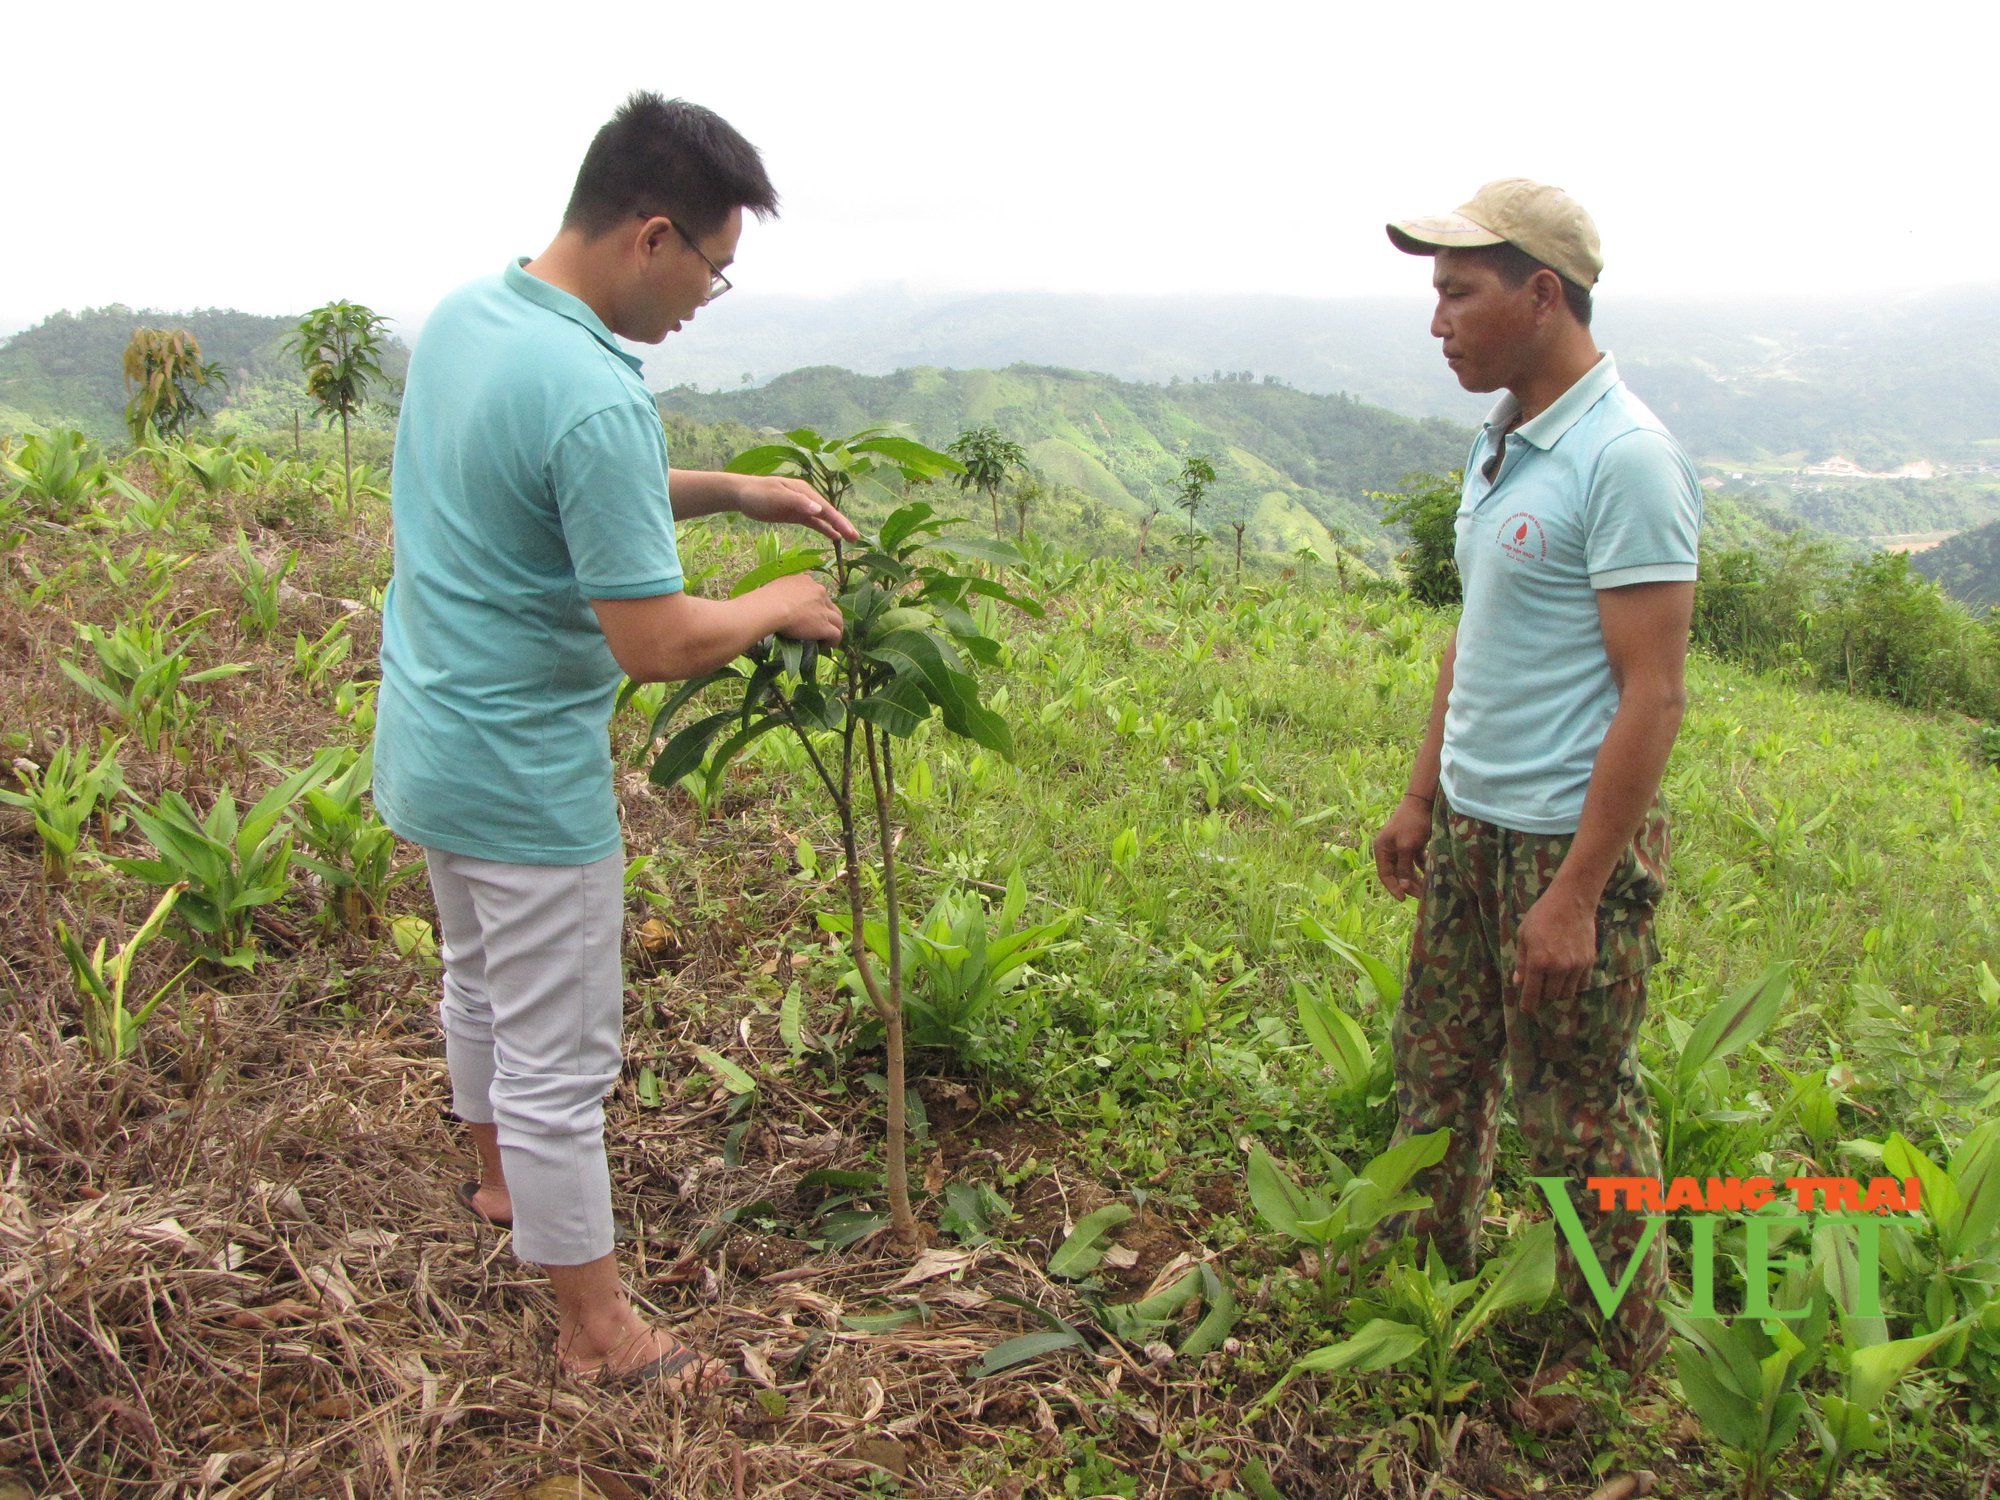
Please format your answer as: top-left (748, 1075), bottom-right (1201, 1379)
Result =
top-left (1388, 178), bottom-right (1602, 289)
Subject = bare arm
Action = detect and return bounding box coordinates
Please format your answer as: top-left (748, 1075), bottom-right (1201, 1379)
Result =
top-left (591, 575), bottom-right (842, 685)
top-left (1513, 579), bottom-right (1694, 1008)
top-left (667, 470), bottom-right (859, 545)
top-left (1373, 627), bottom-right (1457, 900)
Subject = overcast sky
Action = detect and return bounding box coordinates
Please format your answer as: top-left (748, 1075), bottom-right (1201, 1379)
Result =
top-left (6, 0), bottom-right (1993, 340)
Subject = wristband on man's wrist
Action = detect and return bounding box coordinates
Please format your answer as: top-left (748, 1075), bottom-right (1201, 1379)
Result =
top-left (1401, 790), bottom-right (1436, 806)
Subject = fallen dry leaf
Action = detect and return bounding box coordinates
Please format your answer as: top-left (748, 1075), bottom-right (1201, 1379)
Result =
top-left (890, 1247), bottom-right (976, 1288)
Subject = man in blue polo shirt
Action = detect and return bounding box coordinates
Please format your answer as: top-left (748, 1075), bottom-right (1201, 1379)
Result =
top-left (376, 93), bottom-right (855, 1393)
top-left (1369, 180), bottom-right (1701, 1410)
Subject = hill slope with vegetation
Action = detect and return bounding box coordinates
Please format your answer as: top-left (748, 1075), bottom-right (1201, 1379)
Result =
top-left (0, 305), bottom-right (409, 445)
top-left (659, 364), bottom-right (1471, 564)
top-left (1916, 516), bottom-right (2000, 608)
top-left (2, 426), bottom-right (1998, 1497)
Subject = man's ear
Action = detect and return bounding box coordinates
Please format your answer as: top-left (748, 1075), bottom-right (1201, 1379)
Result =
top-left (1529, 267), bottom-right (1566, 321)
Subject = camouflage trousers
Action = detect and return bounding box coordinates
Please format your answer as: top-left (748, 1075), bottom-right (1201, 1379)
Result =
top-left (1382, 796), bottom-right (1671, 1372)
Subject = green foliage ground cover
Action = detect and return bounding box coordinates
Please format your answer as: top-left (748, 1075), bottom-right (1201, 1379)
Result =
top-left (6, 422), bottom-right (2000, 1496)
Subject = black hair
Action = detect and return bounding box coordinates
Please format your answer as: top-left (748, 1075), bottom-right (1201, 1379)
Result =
top-left (1471, 241), bottom-right (1593, 326)
top-left (562, 92), bottom-right (779, 241)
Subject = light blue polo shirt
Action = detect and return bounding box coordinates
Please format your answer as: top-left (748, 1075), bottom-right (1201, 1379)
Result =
top-left (1442, 354), bottom-right (1701, 834)
top-left (374, 260), bottom-right (684, 864)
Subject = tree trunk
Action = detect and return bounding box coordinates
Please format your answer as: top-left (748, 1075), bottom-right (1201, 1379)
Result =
top-left (340, 406), bottom-right (353, 517)
top-left (864, 725), bottom-right (918, 1251)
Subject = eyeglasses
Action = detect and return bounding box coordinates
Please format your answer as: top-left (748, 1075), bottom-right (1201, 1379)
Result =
top-left (637, 213), bottom-right (731, 303)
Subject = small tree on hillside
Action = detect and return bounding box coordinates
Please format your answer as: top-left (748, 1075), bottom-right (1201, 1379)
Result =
top-left (643, 427), bottom-right (1039, 1252)
top-left (122, 328), bottom-right (228, 445)
top-left (948, 426), bottom-right (1026, 535)
top-left (1011, 468), bottom-right (1046, 542)
top-left (1379, 470), bottom-right (1464, 607)
top-left (1173, 453), bottom-right (1217, 560)
top-left (289, 300), bottom-right (391, 514)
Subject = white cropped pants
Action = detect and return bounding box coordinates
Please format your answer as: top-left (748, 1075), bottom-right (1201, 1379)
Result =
top-left (425, 846), bottom-right (625, 1266)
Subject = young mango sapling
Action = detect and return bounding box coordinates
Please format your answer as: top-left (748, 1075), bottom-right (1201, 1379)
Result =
top-left (641, 427), bottom-right (1040, 1249)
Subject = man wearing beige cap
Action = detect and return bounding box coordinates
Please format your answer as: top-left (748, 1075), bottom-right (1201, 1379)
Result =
top-left (1369, 180), bottom-right (1701, 1403)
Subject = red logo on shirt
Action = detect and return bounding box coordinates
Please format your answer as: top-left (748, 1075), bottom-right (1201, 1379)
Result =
top-left (1498, 512), bottom-right (1547, 562)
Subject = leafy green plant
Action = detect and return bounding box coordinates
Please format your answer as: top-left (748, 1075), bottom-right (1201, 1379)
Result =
top-left (948, 425), bottom-right (1026, 535)
top-left (295, 746), bottom-right (407, 933)
top-left (1806, 1316), bottom-right (1970, 1500)
top-left (56, 885), bottom-right (199, 1063)
top-left (112, 478), bottom-right (191, 533)
top-left (1378, 470), bottom-right (1464, 608)
top-left (1875, 1120), bottom-right (2000, 1352)
top-left (289, 300), bottom-right (392, 515)
top-left (1668, 1295), bottom-right (1829, 1500)
top-left (0, 738), bottom-right (123, 882)
top-left (1246, 1130), bottom-right (1452, 1305)
top-left (1292, 978), bottom-right (1390, 1108)
top-left (228, 531), bottom-right (297, 637)
top-left (1644, 960), bottom-right (1794, 1176)
top-left (1171, 453), bottom-right (1216, 561)
top-left (123, 328), bottom-right (227, 444)
top-left (294, 617), bottom-right (355, 690)
top-left (110, 755), bottom-right (337, 967)
top-left (1255, 1221), bottom-right (1556, 1444)
top-left (642, 426), bottom-right (1040, 1249)
top-left (1, 427), bottom-right (137, 522)
top-left (819, 866), bottom-right (1073, 1075)
top-left (61, 613), bottom-right (251, 750)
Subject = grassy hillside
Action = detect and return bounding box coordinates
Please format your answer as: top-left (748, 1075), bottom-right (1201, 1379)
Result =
top-left (659, 364), bottom-right (1471, 564)
top-left (3, 437), bottom-right (1998, 1497)
top-left (1916, 516), bottom-right (2000, 608)
top-left (0, 305), bottom-right (409, 445)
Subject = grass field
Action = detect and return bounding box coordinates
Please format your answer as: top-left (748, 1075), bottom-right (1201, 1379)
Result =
top-left (3, 453), bottom-right (1998, 1499)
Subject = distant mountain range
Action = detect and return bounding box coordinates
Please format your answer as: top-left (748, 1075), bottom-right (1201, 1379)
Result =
top-left (649, 284), bottom-right (2000, 469)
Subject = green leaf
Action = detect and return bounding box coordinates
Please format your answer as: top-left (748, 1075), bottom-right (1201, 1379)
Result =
top-left (1453, 1219), bottom-right (1556, 1348)
top-left (692, 1045), bottom-right (757, 1095)
top-left (650, 711), bottom-right (735, 788)
top-left (818, 1210), bottom-right (889, 1247)
top-left (1846, 1321), bottom-right (1967, 1412)
top-left (1292, 1317), bottom-right (1427, 1375)
top-left (928, 534), bottom-right (1026, 567)
top-left (731, 548), bottom-right (827, 596)
top-left (646, 667), bottom-right (744, 742)
top-left (1049, 1204), bottom-right (1132, 1278)
top-left (1295, 982), bottom-right (1372, 1084)
top-left (800, 1168), bottom-right (882, 1192)
top-left (970, 1329), bottom-right (1085, 1378)
top-left (1247, 1147), bottom-right (1329, 1241)
top-left (1947, 1118), bottom-right (2000, 1251)
top-left (1675, 1338), bottom-right (1767, 1451)
top-left (1674, 961), bottom-right (1792, 1090)
top-left (1883, 1132), bottom-right (1962, 1244)
top-left (853, 682), bottom-right (932, 738)
top-left (1179, 1262), bottom-right (1238, 1357)
top-left (701, 714), bottom-right (787, 799)
top-left (725, 444), bottom-right (808, 476)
